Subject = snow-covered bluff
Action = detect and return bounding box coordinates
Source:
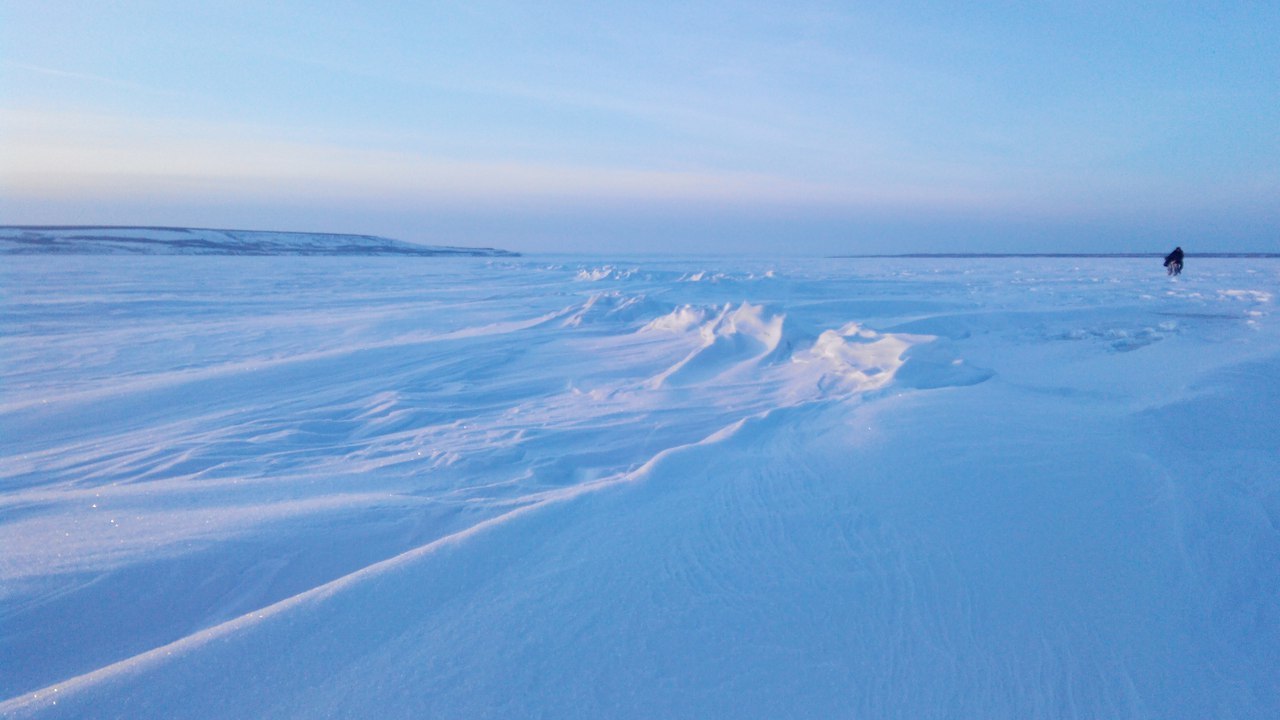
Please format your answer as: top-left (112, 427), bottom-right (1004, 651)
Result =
top-left (0, 226), bottom-right (518, 257)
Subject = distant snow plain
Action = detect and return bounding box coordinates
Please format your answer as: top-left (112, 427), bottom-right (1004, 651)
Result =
top-left (2, 254), bottom-right (1277, 719)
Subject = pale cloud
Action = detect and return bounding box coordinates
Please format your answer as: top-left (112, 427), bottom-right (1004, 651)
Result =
top-left (0, 109), bottom-right (1011, 214)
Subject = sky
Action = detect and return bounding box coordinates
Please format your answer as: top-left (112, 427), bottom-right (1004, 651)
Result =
top-left (1, 1), bottom-right (1277, 255)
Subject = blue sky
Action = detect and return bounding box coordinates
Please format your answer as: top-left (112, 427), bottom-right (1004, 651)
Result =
top-left (1, 1), bottom-right (1276, 254)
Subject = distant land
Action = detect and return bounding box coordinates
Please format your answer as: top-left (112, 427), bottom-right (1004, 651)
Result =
top-left (0, 226), bottom-right (519, 257)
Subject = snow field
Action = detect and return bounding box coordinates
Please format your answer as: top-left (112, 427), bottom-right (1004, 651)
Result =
top-left (2, 256), bottom-right (1278, 718)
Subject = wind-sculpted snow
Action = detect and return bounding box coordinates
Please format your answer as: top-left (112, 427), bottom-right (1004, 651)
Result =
top-left (643, 303), bottom-right (928, 399)
top-left (2, 255), bottom-right (1278, 718)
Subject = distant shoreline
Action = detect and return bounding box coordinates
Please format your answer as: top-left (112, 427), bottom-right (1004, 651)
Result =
top-left (1, 224), bottom-right (363, 234)
top-left (0, 225), bottom-right (519, 257)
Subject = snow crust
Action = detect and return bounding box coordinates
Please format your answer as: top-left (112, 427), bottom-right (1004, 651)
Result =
top-left (2, 255), bottom-right (1278, 718)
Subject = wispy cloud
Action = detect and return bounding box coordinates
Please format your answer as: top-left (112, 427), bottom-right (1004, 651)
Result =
top-left (1, 61), bottom-right (202, 102)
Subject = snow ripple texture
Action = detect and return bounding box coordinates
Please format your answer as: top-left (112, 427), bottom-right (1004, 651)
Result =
top-left (2, 255), bottom-right (1278, 719)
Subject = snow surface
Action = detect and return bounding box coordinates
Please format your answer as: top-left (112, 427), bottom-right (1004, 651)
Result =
top-left (0, 226), bottom-right (517, 257)
top-left (2, 255), bottom-right (1278, 719)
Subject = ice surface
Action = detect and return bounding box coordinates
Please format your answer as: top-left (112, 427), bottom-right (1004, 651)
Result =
top-left (1, 255), bottom-right (1278, 718)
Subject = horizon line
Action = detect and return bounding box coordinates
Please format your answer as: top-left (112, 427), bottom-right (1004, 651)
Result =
top-left (830, 252), bottom-right (1280, 259)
